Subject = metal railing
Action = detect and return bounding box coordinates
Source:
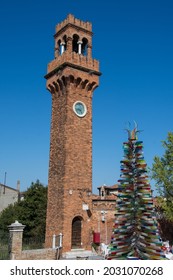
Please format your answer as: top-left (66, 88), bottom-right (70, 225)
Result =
top-left (0, 231), bottom-right (9, 260)
top-left (22, 236), bottom-right (45, 250)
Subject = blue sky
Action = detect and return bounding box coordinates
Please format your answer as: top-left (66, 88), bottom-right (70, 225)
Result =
top-left (0, 0), bottom-right (172, 194)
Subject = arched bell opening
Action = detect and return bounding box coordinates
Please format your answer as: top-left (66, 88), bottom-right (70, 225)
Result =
top-left (81, 37), bottom-right (88, 56)
top-left (72, 34), bottom-right (79, 53)
top-left (62, 35), bottom-right (67, 52)
top-left (57, 35), bottom-right (67, 55)
top-left (57, 39), bottom-right (61, 55)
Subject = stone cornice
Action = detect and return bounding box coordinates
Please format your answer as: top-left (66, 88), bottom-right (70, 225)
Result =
top-left (44, 62), bottom-right (101, 80)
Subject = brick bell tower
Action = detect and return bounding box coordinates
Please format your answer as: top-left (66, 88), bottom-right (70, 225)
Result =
top-left (45, 14), bottom-right (101, 252)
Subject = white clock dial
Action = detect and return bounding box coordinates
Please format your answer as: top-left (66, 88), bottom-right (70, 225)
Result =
top-left (73, 101), bottom-right (87, 117)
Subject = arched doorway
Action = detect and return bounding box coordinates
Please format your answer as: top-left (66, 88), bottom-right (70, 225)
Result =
top-left (71, 216), bottom-right (82, 249)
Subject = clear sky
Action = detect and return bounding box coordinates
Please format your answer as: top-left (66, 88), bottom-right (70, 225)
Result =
top-left (0, 0), bottom-right (172, 194)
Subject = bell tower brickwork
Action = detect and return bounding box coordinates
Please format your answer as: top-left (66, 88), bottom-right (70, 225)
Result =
top-left (45, 14), bottom-right (101, 252)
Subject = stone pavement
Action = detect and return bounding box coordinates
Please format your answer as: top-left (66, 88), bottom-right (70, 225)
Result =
top-left (61, 249), bottom-right (104, 260)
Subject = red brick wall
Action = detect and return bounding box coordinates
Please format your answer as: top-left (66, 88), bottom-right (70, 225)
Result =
top-left (15, 249), bottom-right (57, 260)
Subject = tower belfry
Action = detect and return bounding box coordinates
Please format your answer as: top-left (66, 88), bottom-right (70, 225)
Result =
top-left (45, 14), bottom-right (101, 252)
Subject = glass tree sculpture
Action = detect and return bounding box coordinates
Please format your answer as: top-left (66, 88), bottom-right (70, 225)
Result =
top-left (108, 125), bottom-right (166, 260)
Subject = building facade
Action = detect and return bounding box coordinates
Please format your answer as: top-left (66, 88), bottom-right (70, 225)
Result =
top-left (0, 184), bottom-right (19, 213)
top-left (45, 14), bottom-right (116, 253)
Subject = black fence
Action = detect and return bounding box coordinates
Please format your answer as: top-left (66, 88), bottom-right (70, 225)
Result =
top-left (0, 233), bottom-right (55, 260)
top-left (22, 235), bottom-right (61, 250)
top-left (0, 231), bottom-right (9, 260)
top-left (22, 236), bottom-right (46, 250)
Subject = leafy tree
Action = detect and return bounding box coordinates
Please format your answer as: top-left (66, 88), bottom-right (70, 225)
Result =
top-left (0, 180), bottom-right (47, 240)
top-left (0, 204), bottom-right (21, 237)
top-left (151, 132), bottom-right (173, 222)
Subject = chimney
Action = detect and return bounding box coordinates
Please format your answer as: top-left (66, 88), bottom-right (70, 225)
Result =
top-left (16, 180), bottom-right (20, 192)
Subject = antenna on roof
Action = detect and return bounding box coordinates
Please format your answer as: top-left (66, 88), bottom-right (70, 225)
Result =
top-left (4, 172), bottom-right (7, 186)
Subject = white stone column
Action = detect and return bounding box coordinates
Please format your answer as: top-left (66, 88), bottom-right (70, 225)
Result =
top-left (59, 233), bottom-right (63, 248)
top-left (60, 42), bottom-right (65, 55)
top-left (52, 234), bottom-right (56, 249)
top-left (77, 41), bottom-right (82, 54)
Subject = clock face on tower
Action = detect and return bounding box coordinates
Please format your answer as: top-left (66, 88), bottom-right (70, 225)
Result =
top-left (73, 101), bottom-right (87, 117)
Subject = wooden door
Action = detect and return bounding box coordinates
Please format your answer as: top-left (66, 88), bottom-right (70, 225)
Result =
top-left (71, 217), bottom-right (82, 248)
